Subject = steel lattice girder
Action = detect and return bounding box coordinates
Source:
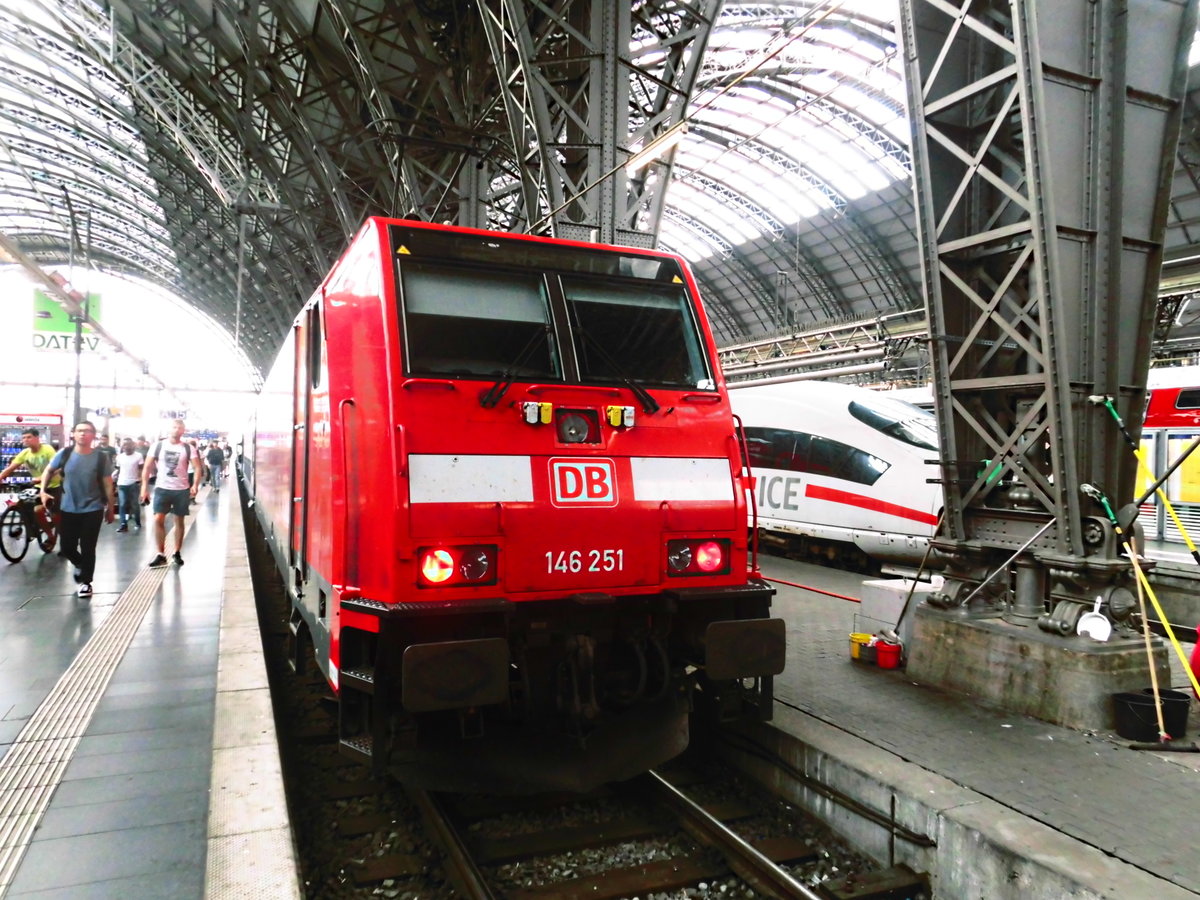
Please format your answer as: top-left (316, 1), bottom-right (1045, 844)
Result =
top-left (900, 0), bottom-right (1197, 602)
top-left (478, 0), bottom-right (720, 244)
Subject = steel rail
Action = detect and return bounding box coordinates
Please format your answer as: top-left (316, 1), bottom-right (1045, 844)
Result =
top-left (642, 769), bottom-right (824, 900)
top-left (409, 788), bottom-right (499, 900)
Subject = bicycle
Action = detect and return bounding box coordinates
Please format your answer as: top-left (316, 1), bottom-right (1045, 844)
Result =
top-left (0, 488), bottom-right (58, 563)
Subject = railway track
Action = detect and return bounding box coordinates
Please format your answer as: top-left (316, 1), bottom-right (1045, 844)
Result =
top-left (244, 499), bottom-right (927, 900)
top-left (413, 766), bottom-right (832, 900)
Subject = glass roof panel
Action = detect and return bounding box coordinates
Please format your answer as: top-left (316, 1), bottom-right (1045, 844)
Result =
top-left (0, 4), bottom-right (175, 280)
top-left (665, 4), bottom-right (909, 260)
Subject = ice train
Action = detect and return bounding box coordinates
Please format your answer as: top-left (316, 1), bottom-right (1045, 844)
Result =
top-left (729, 381), bottom-right (942, 567)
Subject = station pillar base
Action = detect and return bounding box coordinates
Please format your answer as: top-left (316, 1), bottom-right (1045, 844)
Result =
top-left (906, 604), bottom-right (1171, 732)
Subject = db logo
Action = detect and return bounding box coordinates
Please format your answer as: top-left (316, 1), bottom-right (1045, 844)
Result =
top-left (549, 458), bottom-right (617, 506)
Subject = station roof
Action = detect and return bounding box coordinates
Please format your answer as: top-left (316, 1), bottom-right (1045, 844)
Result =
top-left (0, 1), bottom-right (1197, 378)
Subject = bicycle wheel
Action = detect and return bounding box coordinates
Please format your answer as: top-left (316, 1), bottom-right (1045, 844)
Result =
top-left (0, 506), bottom-right (30, 563)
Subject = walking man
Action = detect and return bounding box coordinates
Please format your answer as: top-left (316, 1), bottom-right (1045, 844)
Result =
top-left (40, 421), bottom-right (115, 597)
top-left (113, 437), bottom-right (145, 532)
top-left (205, 441), bottom-right (226, 492)
top-left (141, 419), bottom-right (200, 567)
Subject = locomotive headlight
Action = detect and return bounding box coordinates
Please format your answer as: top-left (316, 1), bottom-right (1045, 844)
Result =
top-left (694, 541), bottom-right (725, 572)
top-left (421, 549), bottom-right (455, 584)
top-left (459, 548), bottom-right (492, 581)
top-left (417, 545), bottom-right (499, 587)
top-left (667, 543), bottom-right (693, 572)
top-left (555, 409), bottom-right (600, 444)
top-left (666, 539), bottom-right (731, 576)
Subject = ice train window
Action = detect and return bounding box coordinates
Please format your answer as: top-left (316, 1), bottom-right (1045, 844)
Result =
top-left (848, 396), bottom-right (938, 451)
top-left (400, 264), bottom-right (560, 378)
top-left (743, 427), bottom-right (889, 486)
top-left (1176, 388), bottom-right (1200, 410)
top-left (563, 279), bottom-right (711, 389)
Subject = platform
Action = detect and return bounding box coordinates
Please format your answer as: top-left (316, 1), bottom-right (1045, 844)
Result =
top-left (745, 554), bottom-right (1200, 899)
top-left (0, 487), bottom-right (298, 899)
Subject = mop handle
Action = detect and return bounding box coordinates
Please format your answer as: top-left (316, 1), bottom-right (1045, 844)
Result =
top-left (1084, 482), bottom-right (1200, 700)
top-left (1093, 395), bottom-right (1200, 564)
top-left (1128, 550), bottom-right (1169, 740)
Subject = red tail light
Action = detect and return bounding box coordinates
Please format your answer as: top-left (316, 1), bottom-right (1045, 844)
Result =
top-left (666, 538), bottom-right (730, 576)
top-left (417, 545), bottom-right (498, 587)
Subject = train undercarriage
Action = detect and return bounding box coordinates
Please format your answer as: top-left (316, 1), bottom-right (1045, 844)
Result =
top-left (293, 586), bottom-right (781, 793)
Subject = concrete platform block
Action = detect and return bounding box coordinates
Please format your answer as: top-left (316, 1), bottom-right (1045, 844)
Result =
top-left (906, 605), bottom-right (1171, 732)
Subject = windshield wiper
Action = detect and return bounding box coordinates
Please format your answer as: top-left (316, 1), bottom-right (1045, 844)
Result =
top-left (480, 325), bottom-right (552, 408)
top-left (573, 327), bottom-right (660, 415)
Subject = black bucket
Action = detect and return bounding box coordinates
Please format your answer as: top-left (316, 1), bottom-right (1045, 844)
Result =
top-left (1112, 689), bottom-right (1191, 742)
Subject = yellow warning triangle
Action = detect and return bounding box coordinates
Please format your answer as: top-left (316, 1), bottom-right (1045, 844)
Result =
top-left (672, 275), bottom-right (682, 283)
top-left (397, 245), bottom-right (411, 255)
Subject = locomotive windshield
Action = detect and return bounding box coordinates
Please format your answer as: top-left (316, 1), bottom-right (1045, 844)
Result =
top-left (401, 265), bottom-right (560, 378)
top-left (564, 279), bottom-right (710, 388)
top-left (392, 225), bottom-right (714, 389)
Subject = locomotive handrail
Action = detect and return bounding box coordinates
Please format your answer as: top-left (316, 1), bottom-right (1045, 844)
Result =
top-left (396, 423), bottom-right (407, 478)
top-left (679, 393), bottom-right (722, 403)
top-left (731, 413), bottom-right (761, 574)
top-left (525, 383), bottom-right (622, 397)
top-left (401, 378), bottom-right (458, 390)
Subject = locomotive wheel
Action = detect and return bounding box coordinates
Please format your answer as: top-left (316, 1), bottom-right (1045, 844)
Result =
top-left (0, 507), bottom-right (30, 563)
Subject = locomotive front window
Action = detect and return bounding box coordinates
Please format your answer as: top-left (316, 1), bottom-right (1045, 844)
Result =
top-left (400, 264), bottom-right (561, 379)
top-left (562, 279), bottom-right (713, 389)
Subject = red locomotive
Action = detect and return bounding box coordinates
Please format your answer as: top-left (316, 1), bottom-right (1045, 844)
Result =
top-left (245, 218), bottom-right (784, 791)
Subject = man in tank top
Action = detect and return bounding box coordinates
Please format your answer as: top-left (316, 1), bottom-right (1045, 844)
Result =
top-left (141, 418), bottom-right (202, 568)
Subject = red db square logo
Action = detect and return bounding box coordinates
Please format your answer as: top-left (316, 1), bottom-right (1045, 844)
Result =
top-left (549, 459), bottom-right (617, 506)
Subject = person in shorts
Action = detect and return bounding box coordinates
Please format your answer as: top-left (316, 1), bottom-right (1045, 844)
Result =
top-left (140, 419), bottom-right (202, 567)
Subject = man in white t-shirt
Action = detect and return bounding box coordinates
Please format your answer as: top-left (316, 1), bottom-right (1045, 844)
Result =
top-left (140, 418), bottom-right (203, 567)
top-left (113, 437), bottom-right (145, 533)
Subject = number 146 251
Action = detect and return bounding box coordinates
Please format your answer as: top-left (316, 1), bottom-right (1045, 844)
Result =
top-left (544, 548), bottom-right (625, 574)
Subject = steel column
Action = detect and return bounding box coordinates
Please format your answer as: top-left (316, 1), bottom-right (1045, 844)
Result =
top-left (899, 0), bottom-right (1196, 628)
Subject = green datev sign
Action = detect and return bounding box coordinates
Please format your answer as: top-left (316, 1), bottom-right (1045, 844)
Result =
top-left (32, 289), bottom-right (102, 352)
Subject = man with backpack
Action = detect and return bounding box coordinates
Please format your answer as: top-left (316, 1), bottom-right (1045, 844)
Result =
top-left (204, 441), bottom-right (226, 492)
top-left (40, 421), bottom-right (116, 597)
top-left (140, 418), bottom-right (203, 568)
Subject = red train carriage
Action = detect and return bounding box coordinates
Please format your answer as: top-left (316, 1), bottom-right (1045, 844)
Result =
top-left (247, 218), bottom-right (784, 792)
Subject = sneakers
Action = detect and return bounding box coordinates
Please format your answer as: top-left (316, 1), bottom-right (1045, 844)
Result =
top-left (77, 583), bottom-right (92, 597)
top-left (172, 552), bottom-right (184, 567)
top-left (116, 524), bottom-right (128, 533)
top-left (148, 553), bottom-right (168, 568)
